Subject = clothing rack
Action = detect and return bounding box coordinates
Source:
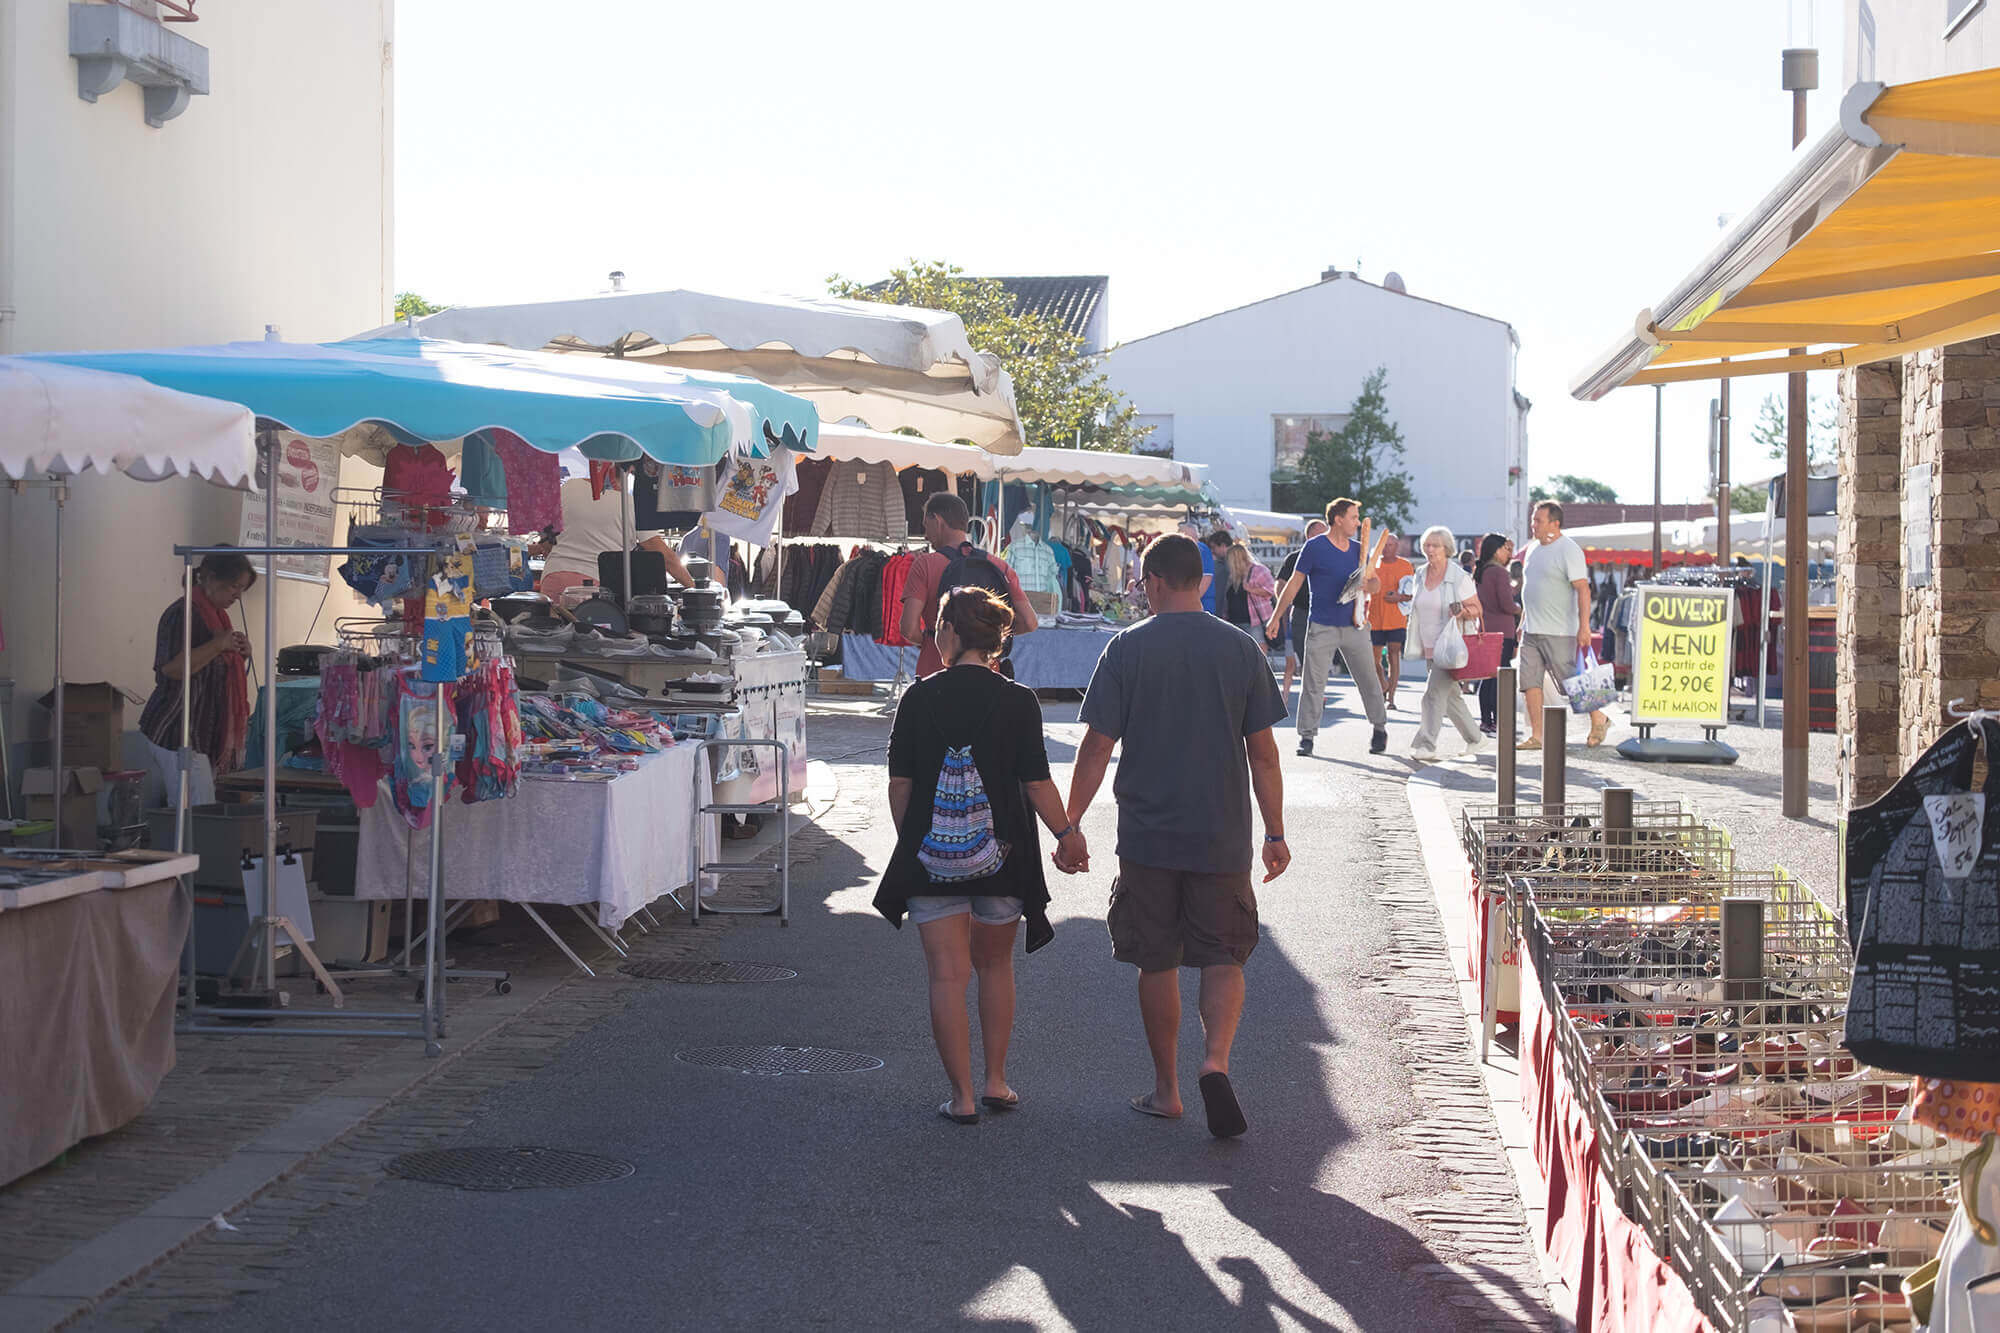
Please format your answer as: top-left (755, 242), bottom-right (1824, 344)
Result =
top-left (318, 620), bottom-right (513, 1001)
top-left (173, 539), bottom-right (450, 1054)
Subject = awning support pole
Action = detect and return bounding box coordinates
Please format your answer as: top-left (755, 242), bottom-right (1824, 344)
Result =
top-left (50, 478), bottom-right (66, 848)
top-left (1784, 70), bottom-right (1812, 820)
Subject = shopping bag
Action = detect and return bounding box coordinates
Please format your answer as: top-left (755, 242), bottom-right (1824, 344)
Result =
top-left (1844, 718), bottom-right (2000, 1081)
top-left (1560, 650), bottom-right (1617, 714)
top-left (1432, 617), bottom-right (1469, 670)
top-left (1451, 631), bottom-right (1503, 682)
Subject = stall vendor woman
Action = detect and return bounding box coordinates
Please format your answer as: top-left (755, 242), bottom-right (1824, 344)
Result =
top-left (137, 551), bottom-right (255, 807)
top-left (541, 463), bottom-right (695, 601)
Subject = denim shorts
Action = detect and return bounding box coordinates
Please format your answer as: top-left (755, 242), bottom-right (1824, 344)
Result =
top-left (904, 894), bottom-right (1024, 926)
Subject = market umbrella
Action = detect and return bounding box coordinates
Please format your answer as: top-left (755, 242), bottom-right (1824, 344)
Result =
top-left (0, 359), bottom-right (259, 845)
top-left (21, 336), bottom-right (818, 463)
top-left (382, 287), bottom-right (1025, 454)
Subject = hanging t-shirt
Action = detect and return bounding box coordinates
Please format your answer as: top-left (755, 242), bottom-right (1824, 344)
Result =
top-left (706, 449), bottom-right (799, 548)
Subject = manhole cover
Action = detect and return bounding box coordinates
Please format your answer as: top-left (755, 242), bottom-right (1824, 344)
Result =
top-left (383, 1147), bottom-right (634, 1191)
top-left (619, 960), bottom-right (798, 983)
top-left (675, 1045), bottom-right (883, 1075)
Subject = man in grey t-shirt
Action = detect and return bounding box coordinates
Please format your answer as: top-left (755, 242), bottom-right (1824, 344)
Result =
top-left (1065, 535), bottom-right (1290, 1139)
top-left (1517, 500), bottom-right (1610, 747)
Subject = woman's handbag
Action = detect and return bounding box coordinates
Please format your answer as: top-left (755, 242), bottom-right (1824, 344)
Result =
top-left (1560, 649), bottom-right (1618, 714)
top-left (1431, 616), bottom-right (1469, 670)
top-left (1844, 718), bottom-right (2000, 1081)
top-left (1451, 631), bottom-right (1503, 682)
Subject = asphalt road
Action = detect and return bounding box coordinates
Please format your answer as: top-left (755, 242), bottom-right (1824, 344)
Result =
top-left (159, 673), bottom-right (1550, 1331)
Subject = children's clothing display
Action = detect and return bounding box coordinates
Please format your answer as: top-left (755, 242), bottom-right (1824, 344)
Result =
top-left (707, 450), bottom-right (797, 548)
top-left (421, 551), bottom-right (476, 683)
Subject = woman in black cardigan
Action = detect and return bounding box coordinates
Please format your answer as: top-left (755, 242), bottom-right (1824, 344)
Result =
top-left (878, 588), bottom-right (1085, 1124)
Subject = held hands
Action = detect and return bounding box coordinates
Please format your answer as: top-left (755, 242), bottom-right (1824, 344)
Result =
top-left (1052, 828), bottom-right (1089, 875)
top-left (223, 631), bottom-right (252, 658)
top-left (1576, 626), bottom-right (1594, 649)
top-left (1261, 836), bottom-right (1291, 882)
top-left (1362, 576), bottom-right (1381, 594)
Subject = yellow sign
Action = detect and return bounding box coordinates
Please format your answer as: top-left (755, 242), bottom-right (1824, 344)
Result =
top-left (1631, 585), bottom-right (1734, 725)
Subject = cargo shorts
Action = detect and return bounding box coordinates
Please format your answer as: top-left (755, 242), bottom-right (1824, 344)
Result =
top-left (1107, 860), bottom-right (1259, 972)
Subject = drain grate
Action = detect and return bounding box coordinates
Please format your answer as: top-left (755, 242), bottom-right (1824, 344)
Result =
top-left (619, 959), bottom-right (798, 984)
top-left (675, 1045), bottom-right (883, 1075)
top-left (384, 1146), bottom-right (634, 1191)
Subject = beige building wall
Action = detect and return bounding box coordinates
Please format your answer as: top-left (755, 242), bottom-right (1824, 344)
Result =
top-left (0, 1), bottom-right (394, 786)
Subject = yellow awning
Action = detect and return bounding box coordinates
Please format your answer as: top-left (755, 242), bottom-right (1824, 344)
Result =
top-left (1572, 68), bottom-right (2000, 400)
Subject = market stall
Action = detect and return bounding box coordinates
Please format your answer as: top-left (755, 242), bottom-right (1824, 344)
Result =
top-left (11, 335), bottom-right (816, 1047)
top-left (0, 358), bottom-right (260, 1182)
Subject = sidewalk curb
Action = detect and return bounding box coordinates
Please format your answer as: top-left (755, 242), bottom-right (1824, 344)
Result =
top-left (1405, 761), bottom-right (1580, 1330)
top-left (0, 964), bottom-right (583, 1331)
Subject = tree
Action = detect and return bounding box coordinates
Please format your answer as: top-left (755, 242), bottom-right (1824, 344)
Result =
top-left (1530, 474), bottom-right (1620, 505)
top-left (1750, 392), bottom-right (1837, 468)
top-left (1270, 366), bottom-right (1417, 530)
top-left (395, 291), bottom-right (445, 322)
top-left (827, 261), bottom-right (1145, 452)
top-left (1729, 481), bottom-right (1769, 514)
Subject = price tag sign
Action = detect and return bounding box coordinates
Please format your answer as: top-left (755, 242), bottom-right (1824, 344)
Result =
top-left (1630, 585), bottom-right (1734, 726)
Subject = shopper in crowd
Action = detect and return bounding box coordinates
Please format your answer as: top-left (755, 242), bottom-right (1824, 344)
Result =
top-left (1518, 500), bottom-right (1611, 748)
top-left (1264, 498), bottom-right (1389, 756)
top-left (1275, 519), bottom-right (1328, 706)
top-left (1404, 525), bottom-right (1486, 762)
top-left (1204, 530), bottom-right (1235, 616)
top-left (1065, 535), bottom-right (1289, 1139)
top-left (1179, 520), bottom-right (1217, 614)
top-left (1220, 544), bottom-right (1276, 642)
top-left (138, 550), bottom-right (256, 809)
top-left (540, 464), bottom-right (695, 603)
top-left (1474, 532), bottom-right (1520, 734)
top-left (1368, 532), bottom-right (1415, 712)
top-left (878, 588), bottom-right (1080, 1124)
top-left (899, 493), bottom-right (1038, 678)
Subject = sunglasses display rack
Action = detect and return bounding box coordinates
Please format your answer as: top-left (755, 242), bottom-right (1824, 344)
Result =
top-left (1516, 872), bottom-right (1972, 1331)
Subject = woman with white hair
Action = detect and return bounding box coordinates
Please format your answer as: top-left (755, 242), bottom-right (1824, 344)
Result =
top-left (1405, 524), bottom-right (1486, 762)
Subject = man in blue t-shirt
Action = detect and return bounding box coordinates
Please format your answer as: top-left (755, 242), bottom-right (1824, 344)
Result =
top-left (1264, 497), bottom-right (1389, 756)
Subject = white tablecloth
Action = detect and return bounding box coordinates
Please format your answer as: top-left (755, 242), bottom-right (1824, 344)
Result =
top-left (354, 745), bottom-right (714, 929)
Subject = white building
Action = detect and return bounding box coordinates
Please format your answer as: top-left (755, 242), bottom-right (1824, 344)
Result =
top-left (1, 1), bottom-right (394, 791)
top-left (1847, 0), bottom-right (1999, 83)
top-left (1099, 270), bottom-right (1530, 541)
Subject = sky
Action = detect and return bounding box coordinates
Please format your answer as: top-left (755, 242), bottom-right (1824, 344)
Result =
top-left (394, 0), bottom-right (1852, 507)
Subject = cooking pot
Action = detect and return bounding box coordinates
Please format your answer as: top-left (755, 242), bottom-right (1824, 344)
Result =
top-left (627, 594), bottom-right (676, 637)
top-left (569, 595), bottom-right (629, 636)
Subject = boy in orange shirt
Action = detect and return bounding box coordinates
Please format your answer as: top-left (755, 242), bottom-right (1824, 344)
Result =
top-left (1368, 533), bottom-right (1416, 711)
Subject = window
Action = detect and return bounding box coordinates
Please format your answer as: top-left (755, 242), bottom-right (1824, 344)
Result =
top-left (1270, 413), bottom-right (1347, 479)
top-left (1946, 0), bottom-right (1985, 37)
top-left (1135, 414), bottom-right (1174, 458)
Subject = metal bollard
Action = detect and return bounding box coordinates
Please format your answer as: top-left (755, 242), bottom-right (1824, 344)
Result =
top-left (1721, 898), bottom-right (1765, 1007)
top-left (1541, 705), bottom-right (1567, 824)
top-left (1496, 666), bottom-right (1518, 808)
top-left (1602, 786), bottom-right (1634, 874)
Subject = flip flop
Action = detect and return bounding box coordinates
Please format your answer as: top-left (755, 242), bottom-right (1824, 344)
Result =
top-left (1199, 1072), bottom-right (1248, 1139)
top-left (1129, 1093), bottom-right (1182, 1119)
top-left (938, 1101), bottom-right (979, 1125)
top-left (980, 1094), bottom-right (1021, 1112)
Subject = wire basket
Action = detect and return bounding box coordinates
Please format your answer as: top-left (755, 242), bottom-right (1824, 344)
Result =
top-left (1516, 876), bottom-right (1968, 1331)
top-left (336, 486), bottom-right (486, 538)
top-left (1460, 800), bottom-right (1733, 886)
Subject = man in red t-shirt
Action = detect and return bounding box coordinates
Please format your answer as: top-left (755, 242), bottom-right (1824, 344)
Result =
top-left (898, 493), bottom-right (1039, 677)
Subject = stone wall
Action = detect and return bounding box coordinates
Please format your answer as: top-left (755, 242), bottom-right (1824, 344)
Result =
top-left (1836, 361), bottom-right (1903, 808)
top-left (1898, 336), bottom-right (2000, 767)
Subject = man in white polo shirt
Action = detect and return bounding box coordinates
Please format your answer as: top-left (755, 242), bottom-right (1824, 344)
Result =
top-left (1517, 500), bottom-right (1611, 748)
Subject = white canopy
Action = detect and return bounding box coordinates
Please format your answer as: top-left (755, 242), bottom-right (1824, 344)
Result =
top-left (1221, 505), bottom-right (1311, 542)
top-left (1564, 516), bottom-right (1836, 557)
top-left (813, 423), bottom-right (996, 479)
top-left (993, 446), bottom-right (1207, 491)
top-left (0, 358), bottom-right (257, 487)
top-left (376, 288), bottom-right (1026, 454)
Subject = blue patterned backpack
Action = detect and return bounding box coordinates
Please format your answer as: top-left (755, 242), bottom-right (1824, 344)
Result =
top-left (917, 743), bottom-right (1009, 883)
